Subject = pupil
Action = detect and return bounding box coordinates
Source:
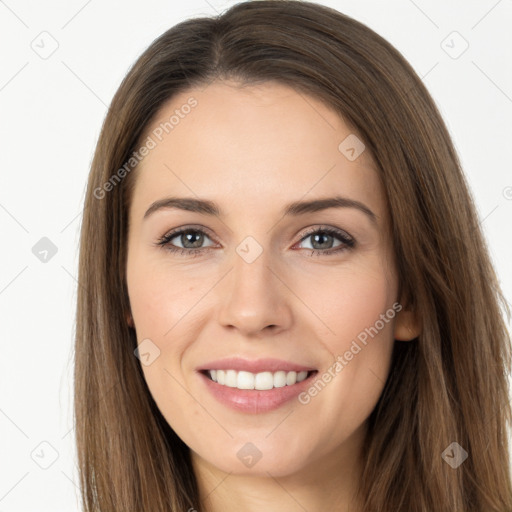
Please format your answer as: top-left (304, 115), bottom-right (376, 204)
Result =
top-left (183, 232), bottom-right (203, 248)
top-left (312, 233), bottom-right (332, 249)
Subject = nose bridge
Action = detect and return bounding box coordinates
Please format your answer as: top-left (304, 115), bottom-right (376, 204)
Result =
top-left (216, 236), bottom-right (292, 333)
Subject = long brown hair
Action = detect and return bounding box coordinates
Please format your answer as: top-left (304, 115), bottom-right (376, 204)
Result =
top-left (74, 1), bottom-right (512, 510)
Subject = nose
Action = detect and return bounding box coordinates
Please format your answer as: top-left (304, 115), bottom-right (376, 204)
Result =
top-left (216, 246), bottom-right (293, 336)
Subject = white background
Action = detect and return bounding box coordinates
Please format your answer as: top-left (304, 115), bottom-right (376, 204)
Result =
top-left (1, 1), bottom-right (511, 510)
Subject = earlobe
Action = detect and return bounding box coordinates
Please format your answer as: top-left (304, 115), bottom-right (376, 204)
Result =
top-left (126, 312), bottom-right (134, 329)
top-left (394, 309), bottom-right (421, 341)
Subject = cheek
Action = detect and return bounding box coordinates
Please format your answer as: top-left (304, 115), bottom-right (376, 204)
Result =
top-left (126, 257), bottom-right (199, 340)
top-left (295, 258), bottom-right (397, 349)
top-left (126, 265), bottom-right (199, 424)
top-left (293, 262), bottom-right (397, 431)
top-left (126, 258), bottom-right (209, 389)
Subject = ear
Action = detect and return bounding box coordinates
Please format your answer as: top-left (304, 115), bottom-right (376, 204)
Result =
top-left (126, 312), bottom-right (135, 329)
top-left (393, 307), bottom-right (421, 341)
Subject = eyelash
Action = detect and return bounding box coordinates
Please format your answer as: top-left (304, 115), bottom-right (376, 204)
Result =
top-left (155, 225), bottom-right (355, 258)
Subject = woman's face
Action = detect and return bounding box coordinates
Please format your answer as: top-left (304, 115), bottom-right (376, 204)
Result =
top-left (126, 80), bottom-right (415, 479)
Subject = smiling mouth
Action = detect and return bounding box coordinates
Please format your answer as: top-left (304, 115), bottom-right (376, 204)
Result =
top-left (200, 369), bottom-right (318, 391)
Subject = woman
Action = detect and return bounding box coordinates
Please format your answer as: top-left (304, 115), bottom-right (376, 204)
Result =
top-left (74, 1), bottom-right (512, 510)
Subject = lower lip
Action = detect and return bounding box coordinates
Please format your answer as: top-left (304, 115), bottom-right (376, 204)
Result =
top-left (198, 371), bottom-right (317, 413)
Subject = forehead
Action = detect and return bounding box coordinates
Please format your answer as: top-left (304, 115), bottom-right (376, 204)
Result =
top-left (130, 80), bottom-right (384, 220)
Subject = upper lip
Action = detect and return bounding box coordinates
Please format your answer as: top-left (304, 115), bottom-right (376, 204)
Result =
top-left (197, 357), bottom-right (317, 374)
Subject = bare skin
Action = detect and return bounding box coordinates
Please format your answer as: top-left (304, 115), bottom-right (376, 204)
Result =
top-left (125, 80), bottom-right (420, 512)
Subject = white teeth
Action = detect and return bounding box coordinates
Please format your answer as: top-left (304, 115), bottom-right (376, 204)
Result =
top-left (297, 370), bottom-right (308, 382)
top-left (254, 372), bottom-right (273, 390)
top-left (207, 369), bottom-right (311, 390)
top-left (225, 369), bottom-right (237, 387)
top-left (286, 371), bottom-right (297, 385)
top-left (273, 371), bottom-right (287, 388)
top-left (237, 371), bottom-right (255, 389)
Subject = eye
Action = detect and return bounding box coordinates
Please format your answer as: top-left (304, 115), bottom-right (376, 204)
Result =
top-left (155, 226), bottom-right (217, 257)
top-left (295, 226), bottom-right (355, 256)
top-left (155, 225), bottom-right (355, 257)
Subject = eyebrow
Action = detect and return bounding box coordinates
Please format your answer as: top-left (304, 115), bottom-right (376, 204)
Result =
top-left (143, 195), bottom-right (377, 224)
